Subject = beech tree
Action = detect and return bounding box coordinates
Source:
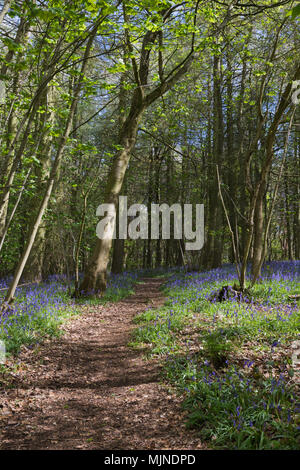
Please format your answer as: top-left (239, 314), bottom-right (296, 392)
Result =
top-left (78, 0), bottom-right (209, 295)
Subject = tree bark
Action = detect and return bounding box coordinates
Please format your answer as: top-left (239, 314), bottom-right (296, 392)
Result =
top-left (79, 101), bottom-right (144, 294)
top-left (22, 86), bottom-right (55, 282)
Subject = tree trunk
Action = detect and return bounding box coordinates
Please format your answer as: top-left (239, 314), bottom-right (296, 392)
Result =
top-left (111, 71), bottom-right (128, 275)
top-left (203, 55), bottom-right (224, 269)
top-left (78, 100), bottom-right (144, 295)
top-left (4, 29), bottom-right (97, 303)
top-left (0, 14), bottom-right (31, 237)
top-left (23, 86), bottom-right (55, 282)
top-left (78, 5), bottom-right (196, 295)
top-left (0, 0), bottom-right (12, 27)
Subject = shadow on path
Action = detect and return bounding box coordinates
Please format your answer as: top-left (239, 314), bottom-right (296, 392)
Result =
top-left (0, 278), bottom-right (204, 450)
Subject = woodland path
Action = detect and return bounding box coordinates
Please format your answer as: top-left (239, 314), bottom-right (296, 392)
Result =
top-left (0, 278), bottom-right (205, 450)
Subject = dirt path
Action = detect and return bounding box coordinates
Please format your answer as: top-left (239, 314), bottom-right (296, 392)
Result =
top-left (0, 278), bottom-right (204, 450)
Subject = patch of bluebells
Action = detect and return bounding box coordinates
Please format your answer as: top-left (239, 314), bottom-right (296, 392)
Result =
top-left (165, 355), bottom-right (299, 449)
top-left (0, 270), bottom-right (142, 353)
top-left (165, 261), bottom-right (299, 300)
top-left (0, 276), bottom-right (72, 351)
top-left (135, 262), bottom-right (299, 357)
top-left (160, 261), bottom-right (300, 342)
top-left (135, 261), bottom-right (299, 448)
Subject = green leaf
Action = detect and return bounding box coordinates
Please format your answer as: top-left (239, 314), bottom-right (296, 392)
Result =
top-left (2, 37), bottom-right (22, 52)
top-left (292, 4), bottom-right (300, 19)
top-left (287, 4), bottom-right (300, 19)
top-left (107, 62), bottom-right (127, 74)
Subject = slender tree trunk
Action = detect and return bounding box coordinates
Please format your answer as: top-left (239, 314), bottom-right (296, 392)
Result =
top-left (146, 147), bottom-right (154, 269)
top-left (0, 168), bottom-right (31, 255)
top-left (293, 127), bottom-right (300, 259)
top-left (111, 238), bottom-right (125, 274)
top-left (154, 147), bottom-right (162, 268)
top-left (4, 29), bottom-right (97, 303)
top-left (164, 153), bottom-right (172, 267)
top-left (111, 71), bottom-right (128, 274)
top-left (78, 5), bottom-right (196, 295)
top-left (22, 86), bottom-right (56, 282)
top-left (226, 48), bottom-right (238, 263)
top-left (0, 14), bottom-right (31, 237)
top-left (241, 63), bottom-right (300, 288)
top-left (284, 173), bottom-right (292, 260)
top-left (74, 193), bottom-right (88, 295)
top-left (203, 55), bottom-right (224, 269)
top-left (251, 109), bottom-right (295, 284)
top-left (251, 184), bottom-right (265, 279)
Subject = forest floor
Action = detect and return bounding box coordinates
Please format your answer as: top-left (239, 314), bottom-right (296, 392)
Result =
top-left (0, 278), bottom-right (205, 450)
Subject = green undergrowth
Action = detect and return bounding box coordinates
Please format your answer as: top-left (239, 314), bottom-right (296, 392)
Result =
top-left (131, 263), bottom-right (300, 449)
top-left (75, 286), bottom-right (136, 305)
top-left (0, 284), bottom-right (79, 357)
